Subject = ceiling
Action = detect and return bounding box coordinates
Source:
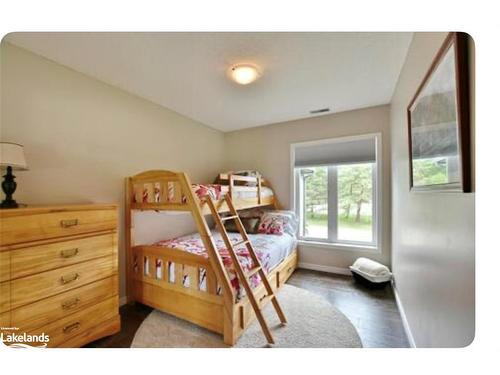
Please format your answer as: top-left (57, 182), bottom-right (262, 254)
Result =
top-left (5, 32), bottom-right (413, 132)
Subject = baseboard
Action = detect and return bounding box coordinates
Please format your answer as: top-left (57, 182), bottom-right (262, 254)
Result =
top-left (119, 295), bottom-right (128, 307)
top-left (392, 280), bottom-right (416, 348)
top-left (298, 262), bottom-right (351, 276)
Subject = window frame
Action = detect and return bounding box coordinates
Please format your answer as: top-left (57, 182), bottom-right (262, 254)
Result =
top-left (290, 133), bottom-right (382, 252)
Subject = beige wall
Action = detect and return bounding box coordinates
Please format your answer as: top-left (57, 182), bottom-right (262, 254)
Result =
top-left (0, 43), bottom-right (226, 299)
top-left (390, 33), bottom-right (475, 347)
top-left (224, 105), bottom-right (392, 270)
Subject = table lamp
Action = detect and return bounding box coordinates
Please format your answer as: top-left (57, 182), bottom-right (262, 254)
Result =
top-left (0, 142), bottom-right (28, 208)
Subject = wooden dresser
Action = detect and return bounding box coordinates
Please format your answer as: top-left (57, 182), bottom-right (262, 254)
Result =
top-left (0, 204), bottom-right (120, 347)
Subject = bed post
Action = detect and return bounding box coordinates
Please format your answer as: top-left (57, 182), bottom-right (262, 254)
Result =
top-left (228, 173), bottom-right (234, 201)
top-left (273, 198), bottom-right (281, 210)
top-left (263, 179), bottom-right (281, 209)
top-left (125, 177), bottom-right (135, 304)
top-left (177, 172), bottom-right (237, 345)
top-left (257, 176), bottom-right (262, 205)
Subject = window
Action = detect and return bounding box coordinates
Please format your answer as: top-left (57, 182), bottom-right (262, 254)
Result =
top-left (293, 134), bottom-right (381, 248)
top-left (301, 166), bottom-right (328, 239)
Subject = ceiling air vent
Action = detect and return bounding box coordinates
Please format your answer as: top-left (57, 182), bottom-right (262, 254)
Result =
top-left (309, 107), bottom-right (330, 115)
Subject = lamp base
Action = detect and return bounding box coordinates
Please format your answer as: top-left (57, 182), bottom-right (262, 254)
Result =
top-left (0, 199), bottom-right (19, 209)
top-left (1, 166), bottom-right (19, 209)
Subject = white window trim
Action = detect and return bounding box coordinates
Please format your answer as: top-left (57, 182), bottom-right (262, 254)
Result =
top-left (297, 239), bottom-right (379, 253)
top-left (290, 133), bottom-right (383, 253)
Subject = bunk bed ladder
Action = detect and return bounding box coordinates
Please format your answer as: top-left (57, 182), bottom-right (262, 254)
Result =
top-left (205, 195), bottom-right (287, 345)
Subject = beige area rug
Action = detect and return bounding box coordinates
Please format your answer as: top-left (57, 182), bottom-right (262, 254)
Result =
top-left (131, 285), bottom-right (362, 348)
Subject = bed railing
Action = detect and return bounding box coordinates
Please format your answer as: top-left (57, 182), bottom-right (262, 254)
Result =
top-left (217, 173), bottom-right (263, 204)
top-left (128, 243), bottom-right (226, 334)
top-left (131, 245), bottom-right (221, 299)
top-left (127, 170), bottom-right (191, 211)
top-left (127, 170), bottom-right (274, 213)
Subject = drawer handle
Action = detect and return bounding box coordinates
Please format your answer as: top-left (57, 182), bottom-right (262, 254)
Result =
top-left (60, 219), bottom-right (79, 228)
top-left (60, 248), bottom-right (79, 258)
top-left (63, 321), bottom-right (81, 334)
top-left (287, 267), bottom-right (292, 273)
top-left (61, 297), bottom-right (80, 310)
top-left (60, 272), bottom-right (79, 284)
top-left (259, 294), bottom-right (267, 302)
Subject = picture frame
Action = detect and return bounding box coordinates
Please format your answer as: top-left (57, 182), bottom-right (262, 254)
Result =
top-left (407, 32), bottom-right (471, 192)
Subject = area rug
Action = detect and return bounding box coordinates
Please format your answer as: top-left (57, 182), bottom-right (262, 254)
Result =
top-left (131, 284), bottom-right (362, 348)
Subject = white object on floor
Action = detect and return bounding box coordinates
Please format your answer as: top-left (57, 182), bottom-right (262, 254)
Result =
top-left (349, 257), bottom-right (392, 283)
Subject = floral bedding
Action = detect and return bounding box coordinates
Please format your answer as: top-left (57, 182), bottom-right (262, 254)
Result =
top-left (153, 230), bottom-right (296, 299)
top-left (191, 184), bottom-right (222, 200)
top-left (258, 214), bottom-right (285, 235)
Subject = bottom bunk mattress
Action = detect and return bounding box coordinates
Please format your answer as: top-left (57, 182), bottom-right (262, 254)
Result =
top-left (150, 230), bottom-right (297, 299)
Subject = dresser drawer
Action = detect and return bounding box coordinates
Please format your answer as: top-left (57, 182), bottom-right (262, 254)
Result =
top-left (0, 311), bottom-right (10, 327)
top-left (0, 208), bottom-right (117, 246)
top-left (10, 255), bottom-right (116, 309)
top-left (0, 251), bottom-right (10, 282)
top-left (28, 296), bottom-right (118, 348)
top-left (10, 233), bottom-right (116, 279)
top-left (58, 315), bottom-right (120, 348)
top-left (12, 275), bottom-right (118, 332)
top-left (0, 281), bottom-right (9, 313)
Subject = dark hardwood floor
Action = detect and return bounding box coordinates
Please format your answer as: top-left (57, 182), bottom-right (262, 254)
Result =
top-left (86, 303), bottom-right (152, 348)
top-left (86, 268), bottom-right (408, 348)
top-left (287, 269), bottom-right (409, 348)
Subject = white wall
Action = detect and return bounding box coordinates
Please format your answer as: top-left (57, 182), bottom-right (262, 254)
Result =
top-left (0, 42), bottom-right (226, 299)
top-left (224, 105), bottom-right (392, 271)
top-left (390, 33), bottom-right (475, 347)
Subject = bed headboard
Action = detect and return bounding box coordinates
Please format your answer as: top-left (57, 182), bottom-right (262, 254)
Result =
top-left (126, 170), bottom-right (194, 211)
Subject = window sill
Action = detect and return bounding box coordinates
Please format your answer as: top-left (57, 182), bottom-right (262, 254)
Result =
top-left (297, 239), bottom-right (380, 253)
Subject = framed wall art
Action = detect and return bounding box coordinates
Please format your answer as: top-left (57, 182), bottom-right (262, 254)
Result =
top-left (407, 32), bottom-right (471, 192)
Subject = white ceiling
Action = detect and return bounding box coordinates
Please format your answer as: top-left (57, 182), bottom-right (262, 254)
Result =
top-left (5, 32), bottom-right (413, 132)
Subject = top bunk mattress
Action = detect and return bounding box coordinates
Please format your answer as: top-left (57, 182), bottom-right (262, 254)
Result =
top-left (153, 230), bottom-right (296, 299)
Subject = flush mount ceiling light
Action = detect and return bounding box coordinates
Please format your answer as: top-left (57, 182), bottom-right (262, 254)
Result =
top-left (229, 64), bottom-right (261, 85)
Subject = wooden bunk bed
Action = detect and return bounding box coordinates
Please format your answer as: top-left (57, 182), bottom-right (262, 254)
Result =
top-left (125, 170), bottom-right (298, 345)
